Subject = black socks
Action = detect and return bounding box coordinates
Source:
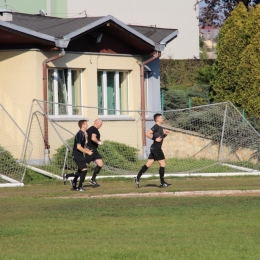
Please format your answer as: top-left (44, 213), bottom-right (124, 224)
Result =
top-left (92, 166), bottom-right (102, 181)
top-left (137, 165), bottom-right (148, 180)
top-left (66, 171), bottom-right (79, 179)
top-left (78, 170), bottom-right (87, 189)
top-left (159, 167), bottom-right (165, 183)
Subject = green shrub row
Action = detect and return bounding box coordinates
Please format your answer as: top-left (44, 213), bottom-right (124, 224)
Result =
top-left (52, 139), bottom-right (139, 171)
top-left (160, 59), bottom-right (214, 89)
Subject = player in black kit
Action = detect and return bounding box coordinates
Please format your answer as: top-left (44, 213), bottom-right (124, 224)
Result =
top-left (63, 120), bottom-right (93, 191)
top-left (134, 113), bottom-right (171, 188)
top-left (70, 118), bottom-right (104, 187)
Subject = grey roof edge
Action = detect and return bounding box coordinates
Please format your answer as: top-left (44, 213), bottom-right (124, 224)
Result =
top-left (159, 30), bottom-right (179, 45)
top-left (0, 20), bottom-right (70, 48)
top-left (65, 15), bottom-right (156, 48)
top-left (110, 16), bottom-right (156, 47)
top-left (0, 14), bottom-right (177, 50)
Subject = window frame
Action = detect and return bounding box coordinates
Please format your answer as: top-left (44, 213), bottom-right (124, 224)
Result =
top-left (98, 70), bottom-right (130, 117)
top-left (47, 68), bottom-right (83, 118)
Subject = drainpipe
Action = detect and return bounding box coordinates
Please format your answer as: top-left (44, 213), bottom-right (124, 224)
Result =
top-left (42, 49), bottom-right (65, 163)
top-left (140, 51), bottom-right (161, 158)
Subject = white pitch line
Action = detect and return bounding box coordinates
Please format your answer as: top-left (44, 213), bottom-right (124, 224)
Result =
top-left (96, 172), bottom-right (260, 179)
top-left (90, 189), bottom-right (260, 198)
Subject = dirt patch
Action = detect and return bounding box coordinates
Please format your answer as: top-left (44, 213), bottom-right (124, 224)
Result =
top-left (57, 189), bottom-right (260, 199)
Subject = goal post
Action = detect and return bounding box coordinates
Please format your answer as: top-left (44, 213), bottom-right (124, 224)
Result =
top-left (0, 104), bottom-right (32, 187)
top-left (22, 100), bottom-right (260, 180)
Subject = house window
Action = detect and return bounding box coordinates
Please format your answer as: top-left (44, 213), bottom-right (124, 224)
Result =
top-left (97, 71), bottom-right (129, 115)
top-left (48, 69), bottom-right (82, 116)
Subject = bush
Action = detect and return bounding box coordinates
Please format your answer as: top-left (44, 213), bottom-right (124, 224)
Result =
top-left (52, 139), bottom-right (139, 170)
top-left (0, 145), bottom-right (24, 176)
top-left (164, 85), bottom-right (211, 110)
top-left (160, 59), bottom-right (214, 89)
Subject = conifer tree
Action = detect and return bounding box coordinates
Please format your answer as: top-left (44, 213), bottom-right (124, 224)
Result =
top-left (212, 2), bottom-right (248, 104)
top-left (213, 3), bottom-right (260, 117)
top-left (235, 6), bottom-right (260, 117)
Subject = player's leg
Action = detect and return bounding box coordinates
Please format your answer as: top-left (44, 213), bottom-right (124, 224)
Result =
top-left (68, 152), bottom-right (88, 191)
top-left (134, 159), bottom-right (154, 188)
top-left (89, 158), bottom-right (103, 187)
top-left (158, 159), bottom-right (171, 187)
top-left (89, 151), bottom-right (103, 186)
top-left (77, 168), bottom-right (88, 191)
top-left (63, 170), bottom-right (80, 189)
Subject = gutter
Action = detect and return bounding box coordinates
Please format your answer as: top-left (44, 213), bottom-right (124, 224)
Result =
top-left (139, 51), bottom-right (161, 158)
top-left (42, 49), bottom-right (65, 153)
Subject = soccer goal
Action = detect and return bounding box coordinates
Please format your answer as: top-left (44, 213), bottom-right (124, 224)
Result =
top-left (22, 100), bottom-right (260, 179)
top-left (0, 104), bottom-right (33, 187)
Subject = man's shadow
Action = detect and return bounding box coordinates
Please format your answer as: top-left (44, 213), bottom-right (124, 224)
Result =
top-left (144, 184), bottom-right (161, 188)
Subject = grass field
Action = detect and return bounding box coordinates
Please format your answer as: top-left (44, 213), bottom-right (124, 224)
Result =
top-left (1, 174), bottom-right (260, 260)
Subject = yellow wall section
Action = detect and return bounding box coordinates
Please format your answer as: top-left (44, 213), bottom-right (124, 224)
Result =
top-left (0, 50), bottom-right (144, 160)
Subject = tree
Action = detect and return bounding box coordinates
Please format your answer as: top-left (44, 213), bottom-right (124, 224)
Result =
top-left (211, 2), bottom-right (248, 103)
top-left (212, 3), bottom-right (260, 118)
top-left (200, 0), bottom-right (260, 27)
top-left (235, 5), bottom-right (260, 117)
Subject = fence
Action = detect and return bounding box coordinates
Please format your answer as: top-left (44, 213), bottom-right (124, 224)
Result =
top-left (22, 100), bottom-right (260, 180)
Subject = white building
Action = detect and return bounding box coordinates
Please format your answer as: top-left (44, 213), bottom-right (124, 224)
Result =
top-left (0, 0), bottom-right (200, 59)
top-left (66, 0), bottom-right (200, 59)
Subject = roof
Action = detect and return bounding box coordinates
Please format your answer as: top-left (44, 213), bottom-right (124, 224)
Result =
top-left (0, 12), bottom-right (178, 51)
top-left (129, 25), bottom-right (178, 44)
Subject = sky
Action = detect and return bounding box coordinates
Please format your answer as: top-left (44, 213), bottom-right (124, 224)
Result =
top-left (199, 1), bottom-right (207, 8)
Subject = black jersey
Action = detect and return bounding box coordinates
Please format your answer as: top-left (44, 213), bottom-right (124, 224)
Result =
top-left (87, 126), bottom-right (100, 150)
top-left (151, 124), bottom-right (165, 149)
top-left (73, 130), bottom-right (86, 154)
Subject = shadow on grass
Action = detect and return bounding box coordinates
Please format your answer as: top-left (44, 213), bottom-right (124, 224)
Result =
top-left (144, 184), bottom-right (161, 188)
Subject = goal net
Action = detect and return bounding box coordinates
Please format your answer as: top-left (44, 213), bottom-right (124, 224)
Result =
top-left (23, 100), bottom-right (260, 180)
top-left (0, 104), bottom-right (32, 187)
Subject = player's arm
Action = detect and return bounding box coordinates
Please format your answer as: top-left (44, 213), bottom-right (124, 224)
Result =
top-left (163, 129), bottom-right (169, 137)
top-left (77, 143), bottom-right (87, 154)
top-left (146, 129), bottom-right (154, 139)
top-left (91, 133), bottom-right (103, 145)
top-left (85, 147), bottom-right (93, 155)
top-left (77, 144), bottom-right (93, 155)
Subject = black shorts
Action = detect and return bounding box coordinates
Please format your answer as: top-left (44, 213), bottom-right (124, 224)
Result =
top-left (148, 147), bottom-right (165, 161)
top-left (85, 150), bottom-right (102, 164)
top-left (72, 151), bottom-right (88, 171)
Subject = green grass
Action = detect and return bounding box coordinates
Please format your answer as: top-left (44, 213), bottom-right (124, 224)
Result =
top-left (1, 186), bottom-right (260, 259)
top-left (1, 175), bottom-right (260, 259)
top-left (37, 157), bottom-right (242, 177)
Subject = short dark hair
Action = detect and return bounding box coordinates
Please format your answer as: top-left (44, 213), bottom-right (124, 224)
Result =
top-left (154, 113), bottom-right (162, 122)
top-left (78, 120), bottom-right (87, 128)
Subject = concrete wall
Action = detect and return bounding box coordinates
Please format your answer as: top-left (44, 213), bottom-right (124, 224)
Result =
top-left (162, 128), bottom-right (255, 162)
top-left (67, 0), bottom-right (200, 59)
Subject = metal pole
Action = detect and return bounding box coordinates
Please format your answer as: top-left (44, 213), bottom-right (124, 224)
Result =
top-left (188, 97), bottom-right (192, 108)
top-left (161, 89), bottom-right (164, 115)
top-left (242, 109), bottom-right (245, 123)
top-left (62, 147), bottom-right (69, 176)
top-left (188, 97), bottom-right (192, 114)
top-left (218, 103), bottom-right (228, 163)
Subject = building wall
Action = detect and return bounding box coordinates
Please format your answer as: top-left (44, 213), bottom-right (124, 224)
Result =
top-left (0, 50), bottom-right (156, 159)
top-left (0, 50), bottom-right (42, 132)
top-left (0, 0), bottom-right (67, 17)
top-left (67, 0), bottom-right (200, 59)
